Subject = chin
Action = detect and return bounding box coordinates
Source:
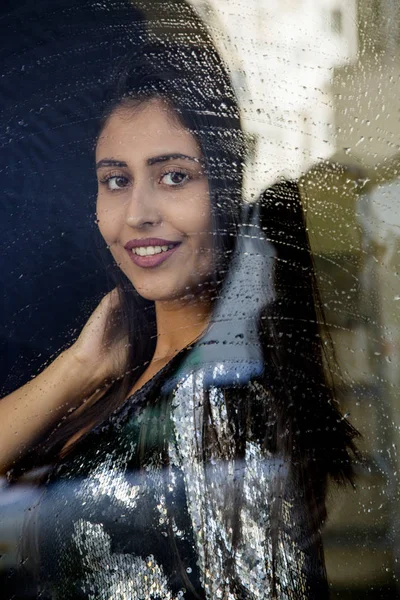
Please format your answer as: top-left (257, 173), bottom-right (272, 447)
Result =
top-left (127, 265), bottom-right (215, 304)
top-left (133, 280), bottom-right (211, 304)
top-left (134, 288), bottom-right (192, 303)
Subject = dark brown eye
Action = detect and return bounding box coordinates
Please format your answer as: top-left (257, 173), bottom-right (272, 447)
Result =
top-left (161, 171), bottom-right (190, 186)
top-left (107, 176), bottom-right (129, 190)
top-left (99, 174), bottom-right (129, 191)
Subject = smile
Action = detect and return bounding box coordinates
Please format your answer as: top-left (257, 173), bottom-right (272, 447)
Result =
top-left (131, 244), bottom-right (175, 256)
top-left (124, 238), bottom-right (182, 269)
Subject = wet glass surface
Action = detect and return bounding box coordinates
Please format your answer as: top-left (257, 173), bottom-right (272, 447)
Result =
top-left (1, 1), bottom-right (399, 598)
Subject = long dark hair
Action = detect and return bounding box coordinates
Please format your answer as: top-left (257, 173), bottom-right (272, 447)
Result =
top-left (179, 180), bottom-right (359, 597)
top-left (256, 179), bottom-right (359, 536)
top-left (15, 38), bottom-right (358, 489)
top-left (16, 39), bottom-right (358, 598)
top-left (12, 41), bottom-right (246, 470)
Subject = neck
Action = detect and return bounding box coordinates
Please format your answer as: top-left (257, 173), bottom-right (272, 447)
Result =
top-left (153, 296), bottom-right (212, 362)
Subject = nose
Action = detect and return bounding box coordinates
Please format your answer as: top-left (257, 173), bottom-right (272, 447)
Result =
top-left (125, 180), bottom-right (162, 229)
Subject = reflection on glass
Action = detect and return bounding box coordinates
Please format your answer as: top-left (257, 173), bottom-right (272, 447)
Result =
top-left (1, 1), bottom-right (399, 599)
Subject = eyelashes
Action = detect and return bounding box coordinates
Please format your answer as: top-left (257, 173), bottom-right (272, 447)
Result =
top-left (98, 172), bottom-right (129, 191)
top-left (159, 169), bottom-right (191, 186)
top-left (98, 167), bottom-right (199, 192)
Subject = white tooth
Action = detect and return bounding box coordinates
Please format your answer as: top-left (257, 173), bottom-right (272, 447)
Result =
top-left (133, 245), bottom-right (172, 256)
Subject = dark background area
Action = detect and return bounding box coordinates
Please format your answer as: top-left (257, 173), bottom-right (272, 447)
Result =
top-left (0, 0), bottom-right (147, 396)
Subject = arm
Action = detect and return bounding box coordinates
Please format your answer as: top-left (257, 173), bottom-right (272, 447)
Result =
top-left (0, 289), bottom-right (127, 475)
top-left (0, 348), bottom-right (104, 475)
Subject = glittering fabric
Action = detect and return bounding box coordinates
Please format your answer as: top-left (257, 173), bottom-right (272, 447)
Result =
top-left (37, 358), bottom-right (329, 599)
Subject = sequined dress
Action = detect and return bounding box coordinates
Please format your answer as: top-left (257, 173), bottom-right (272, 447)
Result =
top-left (37, 350), bottom-right (329, 600)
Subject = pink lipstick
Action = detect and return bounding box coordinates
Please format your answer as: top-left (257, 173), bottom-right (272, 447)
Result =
top-left (124, 237), bottom-right (182, 269)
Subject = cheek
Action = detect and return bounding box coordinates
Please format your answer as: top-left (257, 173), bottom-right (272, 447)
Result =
top-left (180, 190), bottom-right (211, 239)
top-left (196, 199), bottom-right (212, 245)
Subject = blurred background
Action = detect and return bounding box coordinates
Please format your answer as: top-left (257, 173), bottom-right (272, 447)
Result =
top-left (188, 0), bottom-right (400, 597)
top-left (1, 0), bottom-right (400, 598)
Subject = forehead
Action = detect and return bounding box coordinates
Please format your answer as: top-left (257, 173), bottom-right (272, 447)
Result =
top-left (96, 99), bottom-right (201, 159)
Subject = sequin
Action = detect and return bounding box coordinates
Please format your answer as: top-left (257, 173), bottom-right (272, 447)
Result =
top-left (37, 364), bottom-right (328, 599)
top-left (75, 454), bottom-right (141, 510)
top-left (72, 520), bottom-right (183, 599)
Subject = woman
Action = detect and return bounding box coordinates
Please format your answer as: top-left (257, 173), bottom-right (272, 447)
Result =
top-left (0, 42), bottom-right (357, 599)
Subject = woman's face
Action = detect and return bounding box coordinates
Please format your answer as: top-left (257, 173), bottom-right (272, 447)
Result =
top-left (96, 99), bottom-right (212, 303)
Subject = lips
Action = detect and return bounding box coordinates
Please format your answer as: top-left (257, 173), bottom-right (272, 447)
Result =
top-left (124, 237), bottom-right (182, 269)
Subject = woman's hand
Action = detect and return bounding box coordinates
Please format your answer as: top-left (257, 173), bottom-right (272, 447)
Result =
top-left (0, 289), bottom-right (130, 474)
top-left (69, 289), bottom-right (129, 387)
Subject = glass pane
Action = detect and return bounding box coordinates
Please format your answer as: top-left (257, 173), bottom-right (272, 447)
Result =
top-left (1, 1), bottom-right (398, 598)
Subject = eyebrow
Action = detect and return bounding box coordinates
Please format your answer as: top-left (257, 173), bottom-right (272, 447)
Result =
top-left (96, 154), bottom-right (203, 170)
top-left (147, 153), bottom-right (203, 166)
top-left (96, 159), bottom-right (127, 169)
